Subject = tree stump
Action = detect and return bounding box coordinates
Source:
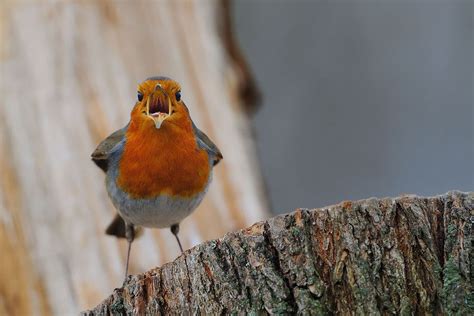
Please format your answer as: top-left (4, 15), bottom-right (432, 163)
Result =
top-left (83, 191), bottom-right (473, 315)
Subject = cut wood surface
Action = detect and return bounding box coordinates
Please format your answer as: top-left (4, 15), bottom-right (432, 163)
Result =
top-left (0, 1), bottom-right (268, 314)
top-left (83, 191), bottom-right (473, 315)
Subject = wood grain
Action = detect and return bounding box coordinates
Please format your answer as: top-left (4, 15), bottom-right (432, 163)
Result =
top-left (0, 1), bottom-right (268, 314)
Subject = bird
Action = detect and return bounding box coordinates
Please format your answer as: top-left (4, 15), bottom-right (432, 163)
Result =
top-left (91, 76), bottom-right (222, 280)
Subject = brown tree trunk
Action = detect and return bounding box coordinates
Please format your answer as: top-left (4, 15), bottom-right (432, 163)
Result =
top-left (83, 191), bottom-right (473, 315)
top-left (0, 1), bottom-right (268, 314)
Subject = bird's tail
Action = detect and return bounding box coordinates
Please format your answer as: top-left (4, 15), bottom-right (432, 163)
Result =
top-left (105, 214), bottom-right (142, 238)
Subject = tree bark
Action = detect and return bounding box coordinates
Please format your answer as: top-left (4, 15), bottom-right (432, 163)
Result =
top-left (0, 1), bottom-right (268, 314)
top-left (82, 191), bottom-right (473, 315)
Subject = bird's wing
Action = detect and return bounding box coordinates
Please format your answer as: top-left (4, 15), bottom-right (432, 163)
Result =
top-left (91, 124), bottom-right (128, 172)
top-left (192, 121), bottom-right (223, 166)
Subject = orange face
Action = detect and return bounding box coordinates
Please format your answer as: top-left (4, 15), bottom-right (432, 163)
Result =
top-left (117, 77), bottom-right (211, 199)
top-left (130, 77), bottom-right (189, 131)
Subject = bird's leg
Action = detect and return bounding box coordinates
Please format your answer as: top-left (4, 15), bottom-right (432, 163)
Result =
top-left (124, 223), bottom-right (135, 283)
top-left (170, 223), bottom-right (184, 253)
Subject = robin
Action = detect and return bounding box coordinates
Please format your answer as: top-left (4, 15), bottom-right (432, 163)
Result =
top-left (91, 76), bottom-right (222, 279)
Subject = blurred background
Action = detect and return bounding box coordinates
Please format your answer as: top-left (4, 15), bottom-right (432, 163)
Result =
top-left (234, 0), bottom-right (473, 213)
top-left (0, 0), bottom-right (472, 314)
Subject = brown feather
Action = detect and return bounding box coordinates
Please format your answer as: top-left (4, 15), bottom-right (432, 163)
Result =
top-left (91, 125), bottom-right (128, 172)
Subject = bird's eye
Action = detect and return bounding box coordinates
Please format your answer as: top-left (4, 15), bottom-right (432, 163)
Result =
top-left (175, 91), bottom-right (181, 102)
top-left (137, 91), bottom-right (144, 102)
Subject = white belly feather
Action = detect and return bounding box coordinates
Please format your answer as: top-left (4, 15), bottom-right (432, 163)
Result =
top-left (106, 168), bottom-right (211, 228)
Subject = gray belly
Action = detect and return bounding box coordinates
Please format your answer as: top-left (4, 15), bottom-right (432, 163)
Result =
top-left (106, 173), bottom-right (211, 228)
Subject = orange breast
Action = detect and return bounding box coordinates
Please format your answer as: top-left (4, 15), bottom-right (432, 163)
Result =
top-left (117, 120), bottom-right (211, 199)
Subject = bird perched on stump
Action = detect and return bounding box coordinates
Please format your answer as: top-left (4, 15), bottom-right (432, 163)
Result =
top-left (91, 76), bottom-right (222, 280)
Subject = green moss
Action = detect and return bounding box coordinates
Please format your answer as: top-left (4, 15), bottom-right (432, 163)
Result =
top-left (294, 287), bottom-right (328, 315)
top-left (442, 257), bottom-right (474, 314)
top-left (307, 278), bottom-right (325, 298)
top-left (290, 226), bottom-right (302, 238)
top-left (465, 292), bottom-right (474, 311)
top-left (246, 308), bottom-right (270, 316)
top-left (208, 240), bottom-right (218, 249)
top-left (399, 296), bottom-right (412, 316)
top-left (433, 260), bottom-right (443, 278)
top-left (110, 297), bottom-right (126, 316)
top-left (443, 258), bottom-right (461, 290)
top-left (268, 301), bottom-right (294, 314)
top-left (447, 223), bottom-right (457, 237)
top-left (445, 224), bottom-right (458, 250)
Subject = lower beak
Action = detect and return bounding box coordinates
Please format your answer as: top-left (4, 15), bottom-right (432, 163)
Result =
top-left (152, 113), bottom-right (168, 129)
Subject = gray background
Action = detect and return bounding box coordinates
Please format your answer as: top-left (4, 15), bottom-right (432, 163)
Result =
top-left (234, 0), bottom-right (473, 214)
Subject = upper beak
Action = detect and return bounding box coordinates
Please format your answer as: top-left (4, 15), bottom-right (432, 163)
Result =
top-left (146, 87), bottom-right (172, 129)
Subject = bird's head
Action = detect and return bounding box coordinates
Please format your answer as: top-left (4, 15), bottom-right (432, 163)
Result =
top-left (130, 76), bottom-right (189, 130)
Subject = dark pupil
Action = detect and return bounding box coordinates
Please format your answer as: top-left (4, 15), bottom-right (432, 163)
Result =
top-left (175, 91), bottom-right (181, 101)
top-left (137, 92), bottom-right (143, 102)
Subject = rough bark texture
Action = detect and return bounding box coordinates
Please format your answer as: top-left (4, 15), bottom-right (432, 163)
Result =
top-left (0, 1), bottom-right (268, 314)
top-left (83, 191), bottom-right (473, 315)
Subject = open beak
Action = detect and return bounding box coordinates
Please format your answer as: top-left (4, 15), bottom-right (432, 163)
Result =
top-left (146, 86), bottom-right (172, 129)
